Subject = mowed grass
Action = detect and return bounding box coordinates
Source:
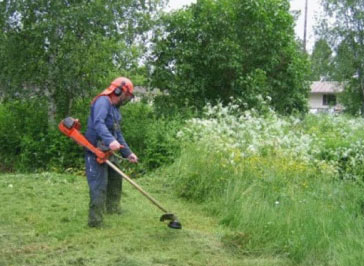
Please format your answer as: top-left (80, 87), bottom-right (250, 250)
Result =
top-left (0, 172), bottom-right (290, 266)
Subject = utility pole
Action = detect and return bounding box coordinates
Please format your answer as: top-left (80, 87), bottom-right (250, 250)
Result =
top-left (303, 0), bottom-right (308, 52)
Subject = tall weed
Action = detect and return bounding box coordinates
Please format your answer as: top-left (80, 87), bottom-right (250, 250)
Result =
top-left (166, 101), bottom-right (364, 264)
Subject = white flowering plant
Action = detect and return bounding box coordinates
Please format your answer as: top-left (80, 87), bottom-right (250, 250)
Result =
top-left (165, 99), bottom-right (364, 263)
top-left (176, 98), bottom-right (364, 183)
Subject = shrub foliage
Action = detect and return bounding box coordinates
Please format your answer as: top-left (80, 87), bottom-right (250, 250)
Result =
top-left (150, 0), bottom-right (310, 114)
top-left (0, 100), bottom-right (183, 173)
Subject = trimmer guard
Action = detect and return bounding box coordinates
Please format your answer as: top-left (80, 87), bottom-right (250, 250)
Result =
top-left (160, 213), bottom-right (182, 229)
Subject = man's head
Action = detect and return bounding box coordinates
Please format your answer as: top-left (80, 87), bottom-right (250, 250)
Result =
top-left (110, 77), bottom-right (134, 96)
top-left (110, 77), bottom-right (134, 107)
top-left (91, 77), bottom-right (135, 106)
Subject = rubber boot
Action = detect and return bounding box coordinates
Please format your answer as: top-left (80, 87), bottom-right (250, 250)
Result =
top-left (106, 166), bottom-right (123, 214)
top-left (86, 152), bottom-right (108, 227)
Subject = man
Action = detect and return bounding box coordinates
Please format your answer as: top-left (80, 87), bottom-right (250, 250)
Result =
top-left (85, 77), bottom-right (138, 228)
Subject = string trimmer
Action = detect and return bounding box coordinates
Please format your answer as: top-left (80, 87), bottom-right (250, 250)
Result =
top-left (58, 117), bottom-right (182, 229)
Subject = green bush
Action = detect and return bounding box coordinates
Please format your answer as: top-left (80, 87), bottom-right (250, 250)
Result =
top-left (122, 102), bottom-right (184, 171)
top-left (0, 99), bottom-right (89, 172)
top-left (302, 113), bottom-right (364, 181)
top-left (0, 99), bottom-right (184, 173)
top-left (0, 99), bottom-right (47, 171)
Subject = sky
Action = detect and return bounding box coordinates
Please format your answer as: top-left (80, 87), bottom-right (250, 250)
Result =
top-left (166, 0), bottom-right (323, 52)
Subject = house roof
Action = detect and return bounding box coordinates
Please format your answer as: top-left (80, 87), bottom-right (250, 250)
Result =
top-left (133, 86), bottom-right (147, 94)
top-left (310, 81), bottom-right (344, 94)
top-left (133, 86), bottom-right (166, 96)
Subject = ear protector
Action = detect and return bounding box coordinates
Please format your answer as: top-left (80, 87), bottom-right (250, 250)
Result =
top-left (114, 81), bottom-right (126, 96)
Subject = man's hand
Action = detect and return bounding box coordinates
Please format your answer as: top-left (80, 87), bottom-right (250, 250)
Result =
top-left (127, 153), bottom-right (138, 163)
top-left (109, 140), bottom-right (122, 151)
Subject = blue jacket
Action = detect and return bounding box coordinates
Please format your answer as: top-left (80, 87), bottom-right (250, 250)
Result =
top-left (85, 96), bottom-right (132, 158)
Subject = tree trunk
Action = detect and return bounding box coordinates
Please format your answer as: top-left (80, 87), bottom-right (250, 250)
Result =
top-left (360, 72), bottom-right (364, 117)
top-left (67, 96), bottom-right (73, 117)
top-left (361, 86), bottom-right (364, 117)
top-left (44, 86), bottom-right (57, 126)
top-left (303, 0), bottom-right (308, 52)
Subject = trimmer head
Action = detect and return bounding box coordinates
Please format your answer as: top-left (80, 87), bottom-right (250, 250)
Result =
top-left (160, 213), bottom-right (182, 229)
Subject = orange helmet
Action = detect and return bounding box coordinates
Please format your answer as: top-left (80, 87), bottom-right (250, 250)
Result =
top-left (110, 77), bottom-right (134, 95)
top-left (91, 77), bottom-right (134, 104)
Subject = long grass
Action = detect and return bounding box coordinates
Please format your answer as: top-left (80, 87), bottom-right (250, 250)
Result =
top-left (166, 143), bottom-right (364, 264)
top-left (165, 102), bottom-right (364, 264)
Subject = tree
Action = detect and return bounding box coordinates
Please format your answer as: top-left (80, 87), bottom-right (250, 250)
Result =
top-left (0, 0), bottom-right (164, 124)
top-left (318, 0), bottom-right (364, 115)
top-left (310, 39), bottom-right (333, 81)
top-left (149, 0), bottom-right (311, 114)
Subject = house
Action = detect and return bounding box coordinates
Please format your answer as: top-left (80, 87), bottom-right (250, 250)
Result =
top-left (131, 86), bottom-right (164, 103)
top-left (309, 81), bottom-right (344, 113)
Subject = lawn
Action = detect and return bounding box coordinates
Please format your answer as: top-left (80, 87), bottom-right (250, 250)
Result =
top-left (0, 172), bottom-right (289, 266)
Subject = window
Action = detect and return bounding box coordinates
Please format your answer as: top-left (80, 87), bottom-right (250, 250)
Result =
top-left (323, 94), bottom-right (336, 106)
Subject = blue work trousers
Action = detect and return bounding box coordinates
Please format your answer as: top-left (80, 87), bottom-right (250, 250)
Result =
top-left (85, 152), bottom-right (122, 226)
